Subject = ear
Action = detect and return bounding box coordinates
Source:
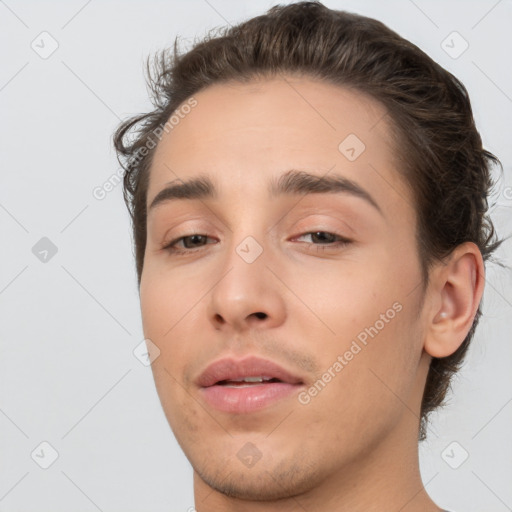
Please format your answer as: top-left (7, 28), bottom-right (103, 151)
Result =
top-left (423, 242), bottom-right (485, 358)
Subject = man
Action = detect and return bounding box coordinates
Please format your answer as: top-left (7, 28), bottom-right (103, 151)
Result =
top-left (113, 2), bottom-right (502, 510)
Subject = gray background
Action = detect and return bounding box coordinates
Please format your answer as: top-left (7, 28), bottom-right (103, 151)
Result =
top-left (1, 0), bottom-right (511, 510)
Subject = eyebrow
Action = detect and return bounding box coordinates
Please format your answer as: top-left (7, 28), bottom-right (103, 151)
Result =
top-left (148, 169), bottom-right (383, 216)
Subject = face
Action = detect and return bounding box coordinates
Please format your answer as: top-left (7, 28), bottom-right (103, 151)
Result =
top-left (140, 76), bottom-right (431, 501)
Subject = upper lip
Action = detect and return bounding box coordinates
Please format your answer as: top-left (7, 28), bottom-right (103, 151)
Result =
top-left (197, 355), bottom-right (304, 387)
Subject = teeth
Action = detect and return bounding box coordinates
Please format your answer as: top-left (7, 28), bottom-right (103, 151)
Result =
top-left (230, 376), bottom-right (273, 383)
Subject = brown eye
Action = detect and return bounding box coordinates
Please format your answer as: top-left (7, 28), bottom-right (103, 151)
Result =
top-left (163, 234), bottom-right (215, 254)
top-left (294, 231), bottom-right (351, 251)
top-left (306, 232), bottom-right (338, 244)
top-left (179, 234), bottom-right (209, 248)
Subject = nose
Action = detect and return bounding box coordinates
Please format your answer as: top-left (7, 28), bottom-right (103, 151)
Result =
top-left (207, 236), bottom-right (287, 332)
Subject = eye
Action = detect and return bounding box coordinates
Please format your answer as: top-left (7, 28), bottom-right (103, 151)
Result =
top-left (162, 234), bottom-right (216, 255)
top-left (162, 230), bottom-right (351, 256)
top-left (293, 231), bottom-right (351, 252)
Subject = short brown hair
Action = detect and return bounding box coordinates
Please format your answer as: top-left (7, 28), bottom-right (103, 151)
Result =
top-left (113, 1), bottom-right (503, 441)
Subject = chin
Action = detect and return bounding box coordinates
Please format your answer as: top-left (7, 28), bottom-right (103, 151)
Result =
top-left (194, 461), bottom-right (321, 502)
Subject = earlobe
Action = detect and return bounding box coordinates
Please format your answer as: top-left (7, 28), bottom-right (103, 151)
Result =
top-left (424, 242), bottom-right (485, 359)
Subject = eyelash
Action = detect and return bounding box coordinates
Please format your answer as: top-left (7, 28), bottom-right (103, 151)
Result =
top-left (162, 231), bottom-right (352, 255)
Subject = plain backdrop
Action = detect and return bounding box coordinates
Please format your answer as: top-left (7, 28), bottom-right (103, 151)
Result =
top-left (1, 1), bottom-right (511, 511)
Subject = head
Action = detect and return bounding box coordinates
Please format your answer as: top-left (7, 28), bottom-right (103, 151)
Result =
top-left (113, 0), bottom-right (502, 500)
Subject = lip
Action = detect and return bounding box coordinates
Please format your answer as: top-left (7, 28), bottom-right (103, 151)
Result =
top-left (197, 355), bottom-right (305, 414)
top-left (197, 355), bottom-right (304, 388)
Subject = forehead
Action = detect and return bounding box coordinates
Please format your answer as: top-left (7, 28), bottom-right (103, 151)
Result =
top-left (147, 76), bottom-right (411, 217)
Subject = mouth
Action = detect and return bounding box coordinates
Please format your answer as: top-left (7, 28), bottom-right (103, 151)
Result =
top-left (215, 376), bottom-right (285, 387)
top-left (197, 356), bottom-right (305, 413)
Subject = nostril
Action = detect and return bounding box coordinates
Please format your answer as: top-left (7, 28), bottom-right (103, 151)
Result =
top-left (214, 313), bottom-right (225, 324)
top-left (254, 312), bottom-right (267, 319)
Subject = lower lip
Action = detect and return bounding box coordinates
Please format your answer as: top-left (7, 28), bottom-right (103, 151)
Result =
top-left (200, 382), bottom-right (302, 413)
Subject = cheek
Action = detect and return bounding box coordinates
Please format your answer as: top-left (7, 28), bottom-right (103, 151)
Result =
top-left (139, 270), bottom-right (201, 388)
top-left (295, 251), bottom-right (403, 340)
top-left (295, 246), bottom-right (421, 402)
top-left (140, 272), bottom-right (204, 433)
top-left (294, 305), bottom-right (419, 451)
top-left (140, 264), bottom-right (204, 338)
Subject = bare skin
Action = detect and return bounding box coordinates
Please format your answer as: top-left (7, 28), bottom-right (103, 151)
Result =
top-left (139, 75), bottom-right (484, 511)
